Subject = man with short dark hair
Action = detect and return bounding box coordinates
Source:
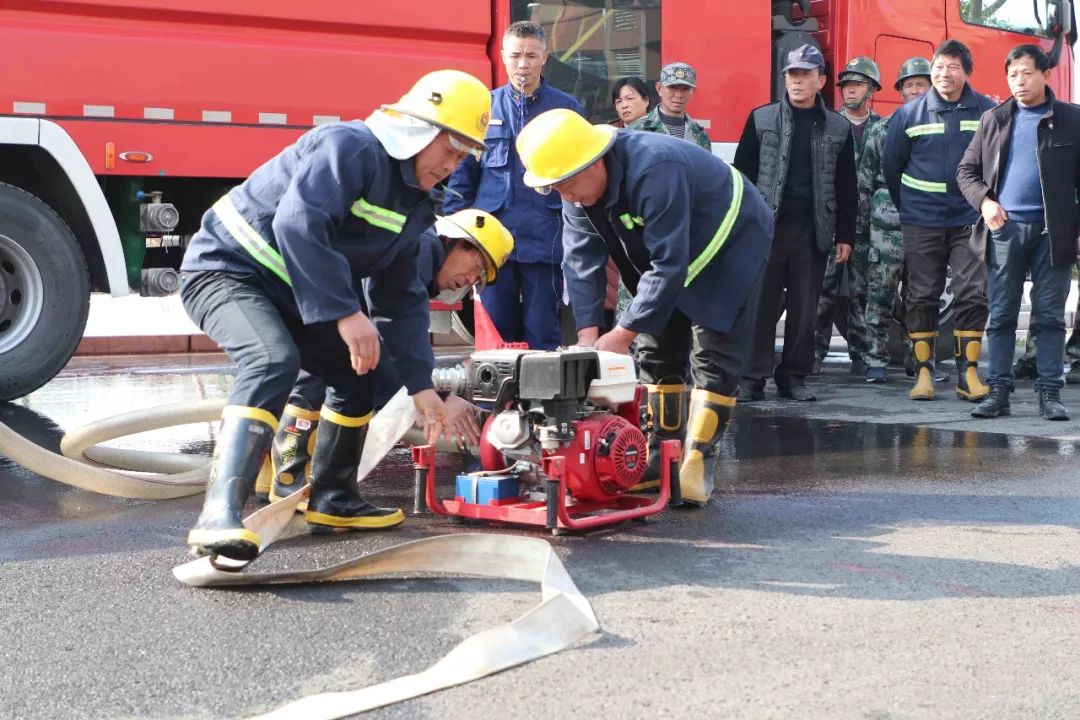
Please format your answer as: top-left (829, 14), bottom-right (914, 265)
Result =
top-left (735, 44), bottom-right (857, 402)
top-left (445, 20), bottom-right (585, 350)
top-left (629, 61), bottom-right (711, 151)
top-left (883, 39), bottom-right (996, 402)
top-left (957, 44), bottom-right (1080, 421)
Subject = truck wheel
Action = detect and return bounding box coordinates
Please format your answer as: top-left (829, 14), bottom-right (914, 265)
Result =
top-left (0, 183), bottom-right (90, 401)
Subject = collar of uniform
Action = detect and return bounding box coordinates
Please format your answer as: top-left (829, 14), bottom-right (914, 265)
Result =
top-left (601, 139), bottom-right (625, 211)
top-left (509, 76), bottom-right (548, 103)
top-left (397, 156), bottom-right (422, 190)
top-left (926, 82), bottom-right (979, 110)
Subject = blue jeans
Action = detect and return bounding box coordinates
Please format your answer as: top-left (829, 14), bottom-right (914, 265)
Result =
top-left (985, 220), bottom-right (1073, 390)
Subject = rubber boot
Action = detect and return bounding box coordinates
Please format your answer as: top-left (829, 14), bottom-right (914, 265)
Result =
top-left (305, 408), bottom-right (404, 532)
top-left (187, 407), bottom-right (276, 561)
top-left (630, 383), bottom-right (687, 492)
top-left (908, 331), bottom-right (936, 401)
top-left (954, 330), bottom-right (990, 402)
top-left (678, 389), bottom-right (735, 506)
top-left (269, 403), bottom-right (320, 512)
top-left (254, 457), bottom-right (272, 503)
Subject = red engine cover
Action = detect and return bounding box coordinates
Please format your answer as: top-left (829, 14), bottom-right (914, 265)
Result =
top-left (558, 415), bottom-right (647, 501)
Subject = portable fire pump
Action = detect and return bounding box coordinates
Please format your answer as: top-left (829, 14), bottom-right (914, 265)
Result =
top-left (413, 347), bottom-right (681, 534)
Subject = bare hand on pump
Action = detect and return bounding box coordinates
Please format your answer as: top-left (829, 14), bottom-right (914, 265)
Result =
top-left (337, 310), bottom-right (381, 375)
top-left (413, 389), bottom-right (452, 446)
top-left (595, 326), bottom-right (638, 355)
top-left (444, 394), bottom-right (482, 447)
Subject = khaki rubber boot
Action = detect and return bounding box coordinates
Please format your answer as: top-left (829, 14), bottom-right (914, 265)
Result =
top-left (629, 383), bottom-right (687, 493)
top-left (954, 330), bottom-right (990, 402)
top-left (269, 403), bottom-right (320, 512)
top-left (305, 408), bottom-right (404, 532)
top-left (909, 331), bottom-right (937, 401)
top-left (187, 406), bottom-right (276, 561)
top-left (678, 389), bottom-right (735, 506)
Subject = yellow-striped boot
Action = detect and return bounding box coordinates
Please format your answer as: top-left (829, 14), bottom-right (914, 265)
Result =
top-left (187, 406), bottom-right (276, 561)
top-left (305, 408), bottom-right (404, 533)
top-left (678, 389), bottom-right (735, 506)
top-left (630, 383), bottom-right (688, 492)
top-left (909, 331), bottom-right (937, 401)
top-left (954, 330), bottom-right (990, 402)
top-left (269, 403), bottom-right (320, 512)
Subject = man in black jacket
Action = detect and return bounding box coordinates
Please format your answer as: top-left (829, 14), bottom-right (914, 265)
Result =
top-left (734, 44), bottom-right (857, 402)
top-left (957, 44), bottom-right (1080, 421)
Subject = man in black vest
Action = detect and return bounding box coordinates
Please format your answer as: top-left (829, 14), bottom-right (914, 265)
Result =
top-left (734, 44), bottom-right (858, 402)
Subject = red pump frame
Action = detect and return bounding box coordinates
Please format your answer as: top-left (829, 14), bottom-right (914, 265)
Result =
top-left (412, 438), bottom-right (682, 534)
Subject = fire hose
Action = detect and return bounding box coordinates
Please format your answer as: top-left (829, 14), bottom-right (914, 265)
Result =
top-left (0, 387), bottom-right (600, 718)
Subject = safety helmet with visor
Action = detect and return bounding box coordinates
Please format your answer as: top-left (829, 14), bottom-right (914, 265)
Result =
top-left (515, 108), bottom-right (617, 195)
top-left (382, 69), bottom-right (492, 160)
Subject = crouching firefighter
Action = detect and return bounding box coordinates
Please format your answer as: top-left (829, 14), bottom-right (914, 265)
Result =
top-left (515, 109), bottom-right (774, 506)
top-left (256, 210), bottom-right (515, 507)
top-left (179, 69), bottom-right (492, 561)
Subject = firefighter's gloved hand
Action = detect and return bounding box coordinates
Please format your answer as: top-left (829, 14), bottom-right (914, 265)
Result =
top-left (337, 310), bottom-right (381, 375)
top-left (444, 394), bottom-right (482, 447)
top-left (413, 389), bottom-right (451, 446)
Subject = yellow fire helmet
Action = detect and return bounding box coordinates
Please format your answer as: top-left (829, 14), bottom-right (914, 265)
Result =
top-left (516, 108), bottom-right (617, 190)
top-left (434, 209), bottom-right (514, 285)
top-left (383, 69), bottom-right (492, 149)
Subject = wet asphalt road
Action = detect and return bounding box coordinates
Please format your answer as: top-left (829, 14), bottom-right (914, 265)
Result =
top-left (1, 355), bottom-right (1078, 720)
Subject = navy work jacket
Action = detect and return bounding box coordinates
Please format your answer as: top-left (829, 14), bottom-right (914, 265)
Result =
top-left (181, 121), bottom-right (436, 394)
top-left (883, 84), bottom-right (996, 228)
top-left (562, 130), bottom-right (774, 336)
top-left (444, 79), bottom-right (585, 266)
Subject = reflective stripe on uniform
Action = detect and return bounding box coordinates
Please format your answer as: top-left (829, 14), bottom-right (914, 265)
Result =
top-left (960, 120), bottom-right (980, 132)
top-left (685, 163), bottom-right (744, 286)
top-left (905, 123), bottom-right (945, 138)
top-left (619, 213), bottom-right (644, 230)
top-left (212, 196), bottom-right (293, 286)
top-left (351, 198), bottom-right (406, 233)
top-left (901, 173), bottom-right (947, 193)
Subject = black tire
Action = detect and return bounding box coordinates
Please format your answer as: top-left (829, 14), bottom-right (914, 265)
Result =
top-left (0, 182), bottom-right (90, 401)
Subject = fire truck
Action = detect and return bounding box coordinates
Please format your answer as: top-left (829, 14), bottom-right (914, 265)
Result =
top-left (0, 0), bottom-right (1073, 400)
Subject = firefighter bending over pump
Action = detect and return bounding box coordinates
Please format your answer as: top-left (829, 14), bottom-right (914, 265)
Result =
top-left (179, 70), bottom-right (492, 561)
top-left (255, 209), bottom-right (515, 509)
top-left (515, 109), bottom-right (774, 506)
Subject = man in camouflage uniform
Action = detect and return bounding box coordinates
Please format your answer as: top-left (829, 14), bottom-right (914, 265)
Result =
top-left (861, 58), bottom-right (933, 383)
top-left (813, 57), bottom-right (881, 375)
top-left (629, 61), bottom-right (712, 151)
top-left (1013, 296), bottom-right (1080, 383)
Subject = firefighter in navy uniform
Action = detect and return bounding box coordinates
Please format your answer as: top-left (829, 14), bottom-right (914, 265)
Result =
top-left (515, 109), bottom-right (773, 506)
top-left (257, 210), bottom-right (515, 507)
top-left (179, 70), bottom-right (492, 561)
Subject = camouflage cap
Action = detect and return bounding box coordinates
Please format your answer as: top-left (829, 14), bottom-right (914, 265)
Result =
top-left (660, 62), bottom-right (697, 88)
top-left (782, 44), bottom-right (826, 73)
top-left (838, 56), bottom-right (882, 90)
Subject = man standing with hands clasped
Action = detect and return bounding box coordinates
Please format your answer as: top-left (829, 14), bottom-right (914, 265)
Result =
top-left (957, 44), bottom-right (1080, 421)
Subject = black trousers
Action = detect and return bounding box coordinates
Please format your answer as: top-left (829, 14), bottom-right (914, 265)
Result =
top-left (635, 271), bottom-right (761, 397)
top-left (901, 223), bottom-right (988, 334)
top-left (181, 271), bottom-right (375, 418)
top-left (744, 222), bottom-right (828, 386)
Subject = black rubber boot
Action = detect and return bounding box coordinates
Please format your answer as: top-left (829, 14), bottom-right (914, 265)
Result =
top-left (631, 383), bottom-right (688, 492)
top-left (1037, 387), bottom-right (1070, 421)
top-left (971, 383), bottom-right (1011, 419)
top-left (954, 331), bottom-right (990, 402)
top-left (305, 409), bottom-right (404, 532)
top-left (678, 389), bottom-right (735, 506)
top-left (269, 403), bottom-right (320, 511)
top-left (187, 407), bottom-right (276, 561)
top-left (908, 331), bottom-right (936, 400)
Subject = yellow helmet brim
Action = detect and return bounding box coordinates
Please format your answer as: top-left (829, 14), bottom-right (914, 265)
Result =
top-left (521, 124), bottom-right (617, 189)
top-left (434, 216), bottom-right (502, 284)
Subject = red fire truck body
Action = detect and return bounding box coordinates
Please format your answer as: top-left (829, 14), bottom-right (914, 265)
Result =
top-left (0, 0), bottom-right (1072, 399)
